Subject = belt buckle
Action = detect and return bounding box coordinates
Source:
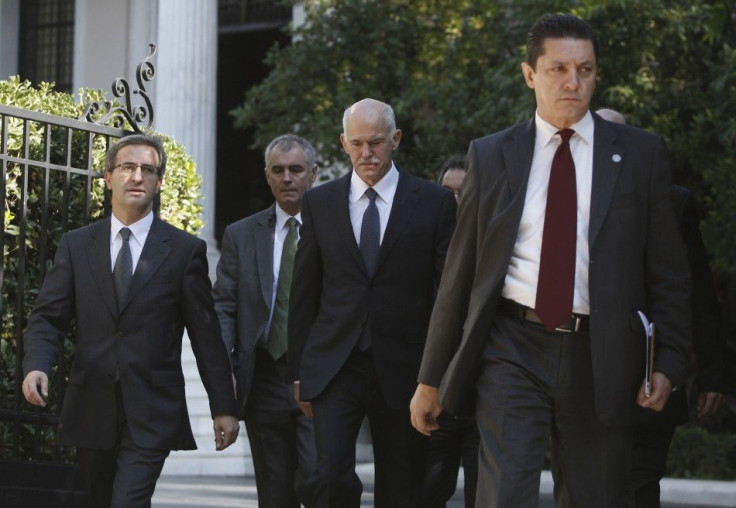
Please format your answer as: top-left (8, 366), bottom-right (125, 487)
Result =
top-left (555, 316), bottom-right (580, 333)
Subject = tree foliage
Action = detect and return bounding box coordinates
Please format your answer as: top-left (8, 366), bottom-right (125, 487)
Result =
top-left (232, 0), bottom-right (736, 272)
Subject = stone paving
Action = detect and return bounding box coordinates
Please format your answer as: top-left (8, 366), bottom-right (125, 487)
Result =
top-left (153, 469), bottom-right (736, 508)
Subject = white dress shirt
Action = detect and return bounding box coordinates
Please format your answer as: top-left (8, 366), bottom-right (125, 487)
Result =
top-left (502, 110), bottom-right (594, 314)
top-left (110, 211), bottom-right (153, 273)
top-left (349, 163), bottom-right (399, 245)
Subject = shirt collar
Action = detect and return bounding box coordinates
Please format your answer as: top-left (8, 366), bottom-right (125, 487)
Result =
top-left (274, 203), bottom-right (301, 230)
top-left (110, 211), bottom-right (153, 245)
top-left (349, 163), bottom-right (399, 204)
top-left (534, 110), bottom-right (594, 149)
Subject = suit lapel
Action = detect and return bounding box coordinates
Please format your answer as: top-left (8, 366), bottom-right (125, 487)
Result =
top-left (256, 206), bottom-right (276, 309)
top-left (503, 119), bottom-right (536, 198)
top-left (121, 216), bottom-right (171, 312)
top-left (88, 218), bottom-right (118, 317)
top-left (377, 169), bottom-right (418, 272)
top-left (589, 117), bottom-right (622, 248)
top-left (327, 174), bottom-right (365, 273)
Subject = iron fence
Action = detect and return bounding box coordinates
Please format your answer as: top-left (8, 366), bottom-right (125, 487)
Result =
top-left (0, 104), bottom-right (124, 466)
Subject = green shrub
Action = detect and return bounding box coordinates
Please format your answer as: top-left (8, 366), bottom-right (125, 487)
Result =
top-left (667, 424), bottom-right (736, 480)
top-left (0, 76), bottom-right (204, 233)
top-left (0, 76), bottom-right (203, 463)
top-left (540, 418), bottom-right (736, 480)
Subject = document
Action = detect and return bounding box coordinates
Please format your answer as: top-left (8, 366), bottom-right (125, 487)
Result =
top-left (637, 311), bottom-right (656, 397)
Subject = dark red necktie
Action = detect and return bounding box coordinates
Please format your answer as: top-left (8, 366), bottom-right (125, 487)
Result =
top-left (535, 129), bottom-right (577, 331)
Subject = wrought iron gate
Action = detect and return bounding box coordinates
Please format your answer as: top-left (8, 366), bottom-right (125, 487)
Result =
top-left (0, 45), bottom-right (156, 506)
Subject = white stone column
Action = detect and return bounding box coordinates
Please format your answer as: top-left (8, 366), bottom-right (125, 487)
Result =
top-left (154, 0), bottom-right (219, 281)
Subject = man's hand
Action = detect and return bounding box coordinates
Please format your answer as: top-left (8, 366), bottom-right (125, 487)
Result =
top-left (22, 370), bottom-right (49, 407)
top-left (696, 392), bottom-right (724, 419)
top-left (410, 383), bottom-right (442, 436)
top-left (636, 371), bottom-right (673, 412)
top-left (213, 415), bottom-right (240, 451)
top-left (294, 382), bottom-right (313, 418)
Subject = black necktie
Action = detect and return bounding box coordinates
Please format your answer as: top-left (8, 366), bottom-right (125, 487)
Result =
top-left (359, 188), bottom-right (380, 276)
top-left (113, 227), bottom-right (133, 311)
top-left (535, 129), bottom-right (577, 330)
top-left (268, 217), bottom-right (298, 360)
top-left (357, 189), bottom-right (380, 351)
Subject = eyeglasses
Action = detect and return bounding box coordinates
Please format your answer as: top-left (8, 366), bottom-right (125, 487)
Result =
top-left (112, 162), bottom-right (160, 177)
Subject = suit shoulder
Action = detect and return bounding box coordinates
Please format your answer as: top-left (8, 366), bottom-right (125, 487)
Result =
top-left (157, 219), bottom-right (202, 247)
top-left (63, 218), bottom-right (108, 241)
top-left (605, 120), bottom-right (662, 144)
top-left (471, 121), bottom-right (529, 150)
top-left (224, 207), bottom-right (273, 234)
top-left (311, 176), bottom-right (344, 193)
top-left (304, 175), bottom-right (346, 202)
top-left (407, 173), bottom-right (452, 198)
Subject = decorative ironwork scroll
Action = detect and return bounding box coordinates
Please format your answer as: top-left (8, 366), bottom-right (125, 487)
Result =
top-left (80, 43), bottom-right (157, 132)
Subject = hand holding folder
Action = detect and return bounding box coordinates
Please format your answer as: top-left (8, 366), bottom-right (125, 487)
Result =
top-left (637, 311), bottom-right (656, 397)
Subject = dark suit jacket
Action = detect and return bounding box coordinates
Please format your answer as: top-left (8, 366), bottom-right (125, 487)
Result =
top-left (23, 216), bottom-right (236, 450)
top-left (288, 169), bottom-right (457, 410)
top-left (645, 186), bottom-right (726, 426)
top-left (418, 114), bottom-right (692, 425)
top-left (212, 205), bottom-right (277, 416)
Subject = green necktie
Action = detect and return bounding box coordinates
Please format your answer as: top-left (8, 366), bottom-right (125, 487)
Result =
top-left (268, 217), bottom-right (298, 360)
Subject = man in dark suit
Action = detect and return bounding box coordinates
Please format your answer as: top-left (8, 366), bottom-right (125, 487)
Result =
top-left (22, 133), bottom-right (239, 507)
top-left (596, 108), bottom-right (726, 507)
top-left (411, 14), bottom-right (692, 507)
top-left (288, 98), bottom-right (457, 507)
top-left (213, 134), bottom-right (318, 507)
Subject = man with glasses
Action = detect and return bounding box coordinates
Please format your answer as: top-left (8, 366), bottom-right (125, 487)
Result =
top-left (22, 133), bottom-right (239, 507)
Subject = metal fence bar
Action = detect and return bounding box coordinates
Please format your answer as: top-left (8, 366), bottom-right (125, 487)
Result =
top-left (0, 104), bottom-right (123, 137)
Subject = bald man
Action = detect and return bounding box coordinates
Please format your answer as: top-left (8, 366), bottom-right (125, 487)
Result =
top-left (288, 98), bottom-right (456, 507)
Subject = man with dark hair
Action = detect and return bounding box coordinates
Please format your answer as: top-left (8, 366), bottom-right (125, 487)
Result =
top-left (411, 13), bottom-right (691, 507)
top-left (289, 98), bottom-right (456, 507)
top-left (597, 108), bottom-right (726, 507)
top-left (213, 134), bottom-right (319, 507)
top-left (437, 155), bottom-right (467, 203)
top-left (22, 133), bottom-right (239, 507)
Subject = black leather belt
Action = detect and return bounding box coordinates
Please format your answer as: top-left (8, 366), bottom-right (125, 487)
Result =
top-left (497, 298), bottom-right (589, 333)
